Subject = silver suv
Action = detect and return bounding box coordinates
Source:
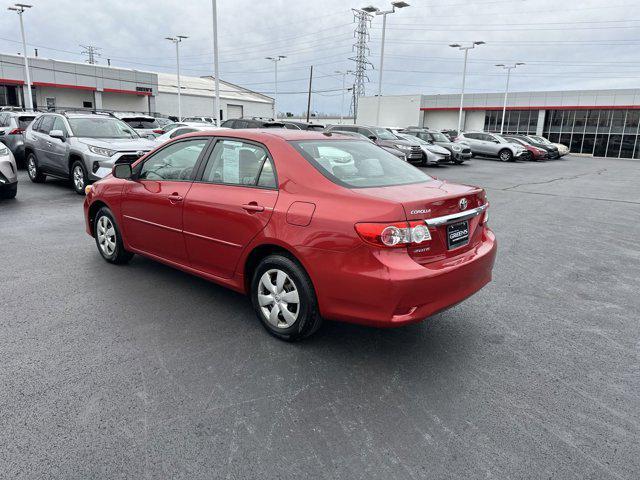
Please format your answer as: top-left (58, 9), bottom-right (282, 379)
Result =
top-left (24, 112), bottom-right (156, 194)
top-left (0, 143), bottom-right (18, 199)
top-left (456, 131), bottom-right (527, 162)
top-left (0, 110), bottom-right (38, 167)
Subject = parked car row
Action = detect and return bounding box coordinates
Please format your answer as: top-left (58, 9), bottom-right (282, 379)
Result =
top-left (454, 131), bottom-right (568, 162)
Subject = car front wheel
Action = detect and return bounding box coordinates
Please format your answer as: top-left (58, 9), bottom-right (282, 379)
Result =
top-left (499, 149), bottom-right (513, 162)
top-left (94, 207), bottom-right (133, 265)
top-left (251, 254), bottom-right (322, 341)
top-left (27, 153), bottom-right (46, 183)
top-left (71, 160), bottom-right (88, 195)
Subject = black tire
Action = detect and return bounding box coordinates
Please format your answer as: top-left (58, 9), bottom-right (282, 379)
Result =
top-left (0, 183), bottom-right (17, 199)
top-left (70, 160), bottom-right (88, 195)
top-left (26, 152), bottom-right (46, 183)
top-left (250, 254), bottom-right (322, 341)
top-left (498, 149), bottom-right (513, 162)
top-left (93, 207), bottom-right (133, 265)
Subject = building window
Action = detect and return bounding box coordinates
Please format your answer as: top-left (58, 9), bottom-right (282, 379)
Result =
top-left (83, 101), bottom-right (93, 108)
top-left (543, 108), bottom-right (640, 158)
top-left (483, 109), bottom-right (537, 134)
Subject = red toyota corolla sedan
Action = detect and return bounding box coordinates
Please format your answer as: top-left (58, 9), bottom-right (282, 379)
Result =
top-left (83, 129), bottom-right (496, 340)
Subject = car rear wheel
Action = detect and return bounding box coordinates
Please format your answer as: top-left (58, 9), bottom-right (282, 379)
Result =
top-left (251, 254), bottom-right (322, 341)
top-left (499, 149), bottom-right (513, 162)
top-left (27, 153), bottom-right (46, 183)
top-left (71, 160), bottom-right (88, 195)
top-left (94, 207), bottom-right (133, 265)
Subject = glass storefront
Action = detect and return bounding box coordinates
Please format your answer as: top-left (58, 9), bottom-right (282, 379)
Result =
top-left (483, 109), bottom-right (538, 134)
top-left (542, 108), bottom-right (640, 158)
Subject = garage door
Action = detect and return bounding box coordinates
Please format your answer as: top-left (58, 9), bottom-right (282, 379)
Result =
top-left (227, 104), bottom-right (243, 119)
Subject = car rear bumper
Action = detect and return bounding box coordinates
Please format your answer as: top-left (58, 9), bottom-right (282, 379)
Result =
top-left (299, 228), bottom-right (497, 328)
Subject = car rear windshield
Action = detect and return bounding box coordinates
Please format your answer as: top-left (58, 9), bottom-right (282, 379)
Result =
top-left (291, 140), bottom-right (433, 188)
top-left (18, 116), bottom-right (36, 128)
top-left (68, 118), bottom-right (140, 138)
top-left (123, 118), bottom-right (159, 129)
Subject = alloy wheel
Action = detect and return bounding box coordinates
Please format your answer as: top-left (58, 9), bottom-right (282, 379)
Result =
top-left (28, 157), bottom-right (37, 179)
top-left (96, 215), bottom-right (116, 257)
top-left (73, 165), bottom-right (85, 191)
top-left (257, 269), bottom-right (300, 328)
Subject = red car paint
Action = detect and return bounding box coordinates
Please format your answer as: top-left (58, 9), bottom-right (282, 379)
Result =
top-left (84, 129), bottom-right (496, 328)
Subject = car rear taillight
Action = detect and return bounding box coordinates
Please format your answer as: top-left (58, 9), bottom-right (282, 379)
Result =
top-left (8, 128), bottom-right (24, 135)
top-left (153, 129), bottom-right (164, 134)
top-left (355, 221), bottom-right (431, 248)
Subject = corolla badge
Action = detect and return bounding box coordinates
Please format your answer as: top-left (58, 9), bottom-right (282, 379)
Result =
top-left (459, 198), bottom-right (468, 211)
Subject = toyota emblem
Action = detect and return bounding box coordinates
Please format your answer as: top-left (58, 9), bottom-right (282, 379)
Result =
top-left (459, 198), bottom-right (468, 211)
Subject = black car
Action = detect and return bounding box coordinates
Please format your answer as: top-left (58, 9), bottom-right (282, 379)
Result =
top-left (220, 118), bottom-right (285, 129)
top-left (280, 120), bottom-right (325, 131)
top-left (402, 127), bottom-right (472, 164)
top-left (509, 134), bottom-right (560, 159)
top-left (325, 124), bottom-right (425, 164)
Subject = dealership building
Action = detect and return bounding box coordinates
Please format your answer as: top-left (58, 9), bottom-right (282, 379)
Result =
top-left (358, 88), bottom-right (640, 158)
top-left (0, 53), bottom-right (273, 120)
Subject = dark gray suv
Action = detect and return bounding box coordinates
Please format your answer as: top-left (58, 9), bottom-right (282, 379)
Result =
top-left (24, 112), bottom-right (156, 194)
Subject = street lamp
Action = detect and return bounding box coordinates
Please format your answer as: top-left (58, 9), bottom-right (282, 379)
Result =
top-left (335, 70), bottom-right (354, 124)
top-left (166, 35), bottom-right (188, 121)
top-left (449, 41), bottom-right (485, 134)
top-left (362, 1), bottom-right (410, 126)
top-left (211, 0), bottom-right (221, 125)
top-left (265, 56), bottom-right (286, 119)
top-left (7, 4), bottom-right (33, 110)
top-left (495, 63), bottom-right (525, 134)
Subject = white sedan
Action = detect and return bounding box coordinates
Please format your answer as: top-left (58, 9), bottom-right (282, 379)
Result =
top-left (154, 125), bottom-right (229, 144)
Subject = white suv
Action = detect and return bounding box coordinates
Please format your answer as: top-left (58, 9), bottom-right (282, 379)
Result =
top-left (456, 132), bottom-right (527, 162)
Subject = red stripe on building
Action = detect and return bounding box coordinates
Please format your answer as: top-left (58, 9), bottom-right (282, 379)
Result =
top-left (32, 82), bottom-right (96, 91)
top-left (103, 88), bottom-right (152, 96)
top-left (0, 78), bottom-right (25, 85)
top-left (420, 105), bottom-right (640, 112)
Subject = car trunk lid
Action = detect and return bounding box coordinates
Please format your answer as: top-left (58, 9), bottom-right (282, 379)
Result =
top-left (359, 179), bottom-right (487, 263)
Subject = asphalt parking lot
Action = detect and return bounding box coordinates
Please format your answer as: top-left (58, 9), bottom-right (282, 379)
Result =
top-left (1, 155), bottom-right (639, 479)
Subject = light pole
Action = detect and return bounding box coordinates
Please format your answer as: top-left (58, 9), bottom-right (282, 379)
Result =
top-left (8, 4), bottom-right (33, 110)
top-left (166, 35), bottom-right (188, 121)
top-left (495, 63), bottom-right (525, 134)
top-left (449, 41), bottom-right (485, 134)
top-left (211, 0), bottom-right (221, 125)
top-left (362, 2), bottom-right (410, 126)
top-left (335, 70), bottom-right (354, 124)
top-left (265, 56), bottom-right (286, 119)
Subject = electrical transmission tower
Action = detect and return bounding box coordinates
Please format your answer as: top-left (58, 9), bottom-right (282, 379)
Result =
top-left (80, 45), bottom-right (102, 64)
top-left (349, 8), bottom-right (373, 119)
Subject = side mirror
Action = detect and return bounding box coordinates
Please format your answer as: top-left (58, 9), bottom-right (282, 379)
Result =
top-left (49, 129), bottom-right (66, 141)
top-left (112, 163), bottom-right (133, 179)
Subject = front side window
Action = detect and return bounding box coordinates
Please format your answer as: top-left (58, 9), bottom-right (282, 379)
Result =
top-left (201, 139), bottom-right (275, 187)
top-left (139, 139), bottom-right (208, 181)
top-left (68, 117), bottom-right (139, 138)
top-left (51, 117), bottom-right (67, 134)
top-left (291, 140), bottom-right (433, 188)
top-left (39, 116), bottom-right (55, 134)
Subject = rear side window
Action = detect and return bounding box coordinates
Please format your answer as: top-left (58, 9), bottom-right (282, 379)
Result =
top-left (18, 116), bottom-right (36, 128)
top-left (201, 139), bottom-right (276, 188)
top-left (291, 140), bottom-right (432, 188)
top-left (123, 118), bottom-right (159, 129)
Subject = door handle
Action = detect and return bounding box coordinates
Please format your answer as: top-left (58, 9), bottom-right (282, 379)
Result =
top-left (242, 202), bottom-right (265, 213)
top-left (168, 193), bottom-right (183, 203)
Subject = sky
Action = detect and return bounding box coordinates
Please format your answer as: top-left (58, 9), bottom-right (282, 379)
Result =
top-left (1, 0), bottom-right (640, 116)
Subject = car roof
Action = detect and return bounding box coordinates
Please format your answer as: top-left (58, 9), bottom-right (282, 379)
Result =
top-left (180, 128), bottom-right (356, 142)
